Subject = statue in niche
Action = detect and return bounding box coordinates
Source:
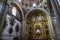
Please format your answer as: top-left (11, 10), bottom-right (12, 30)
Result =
top-left (35, 25), bottom-right (41, 35)
top-left (36, 28), bottom-right (41, 33)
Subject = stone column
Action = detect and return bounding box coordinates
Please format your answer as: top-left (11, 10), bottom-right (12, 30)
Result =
top-left (22, 19), bottom-right (27, 40)
top-left (47, 15), bottom-right (55, 40)
top-left (0, 5), bottom-right (8, 40)
top-left (50, 0), bottom-right (60, 39)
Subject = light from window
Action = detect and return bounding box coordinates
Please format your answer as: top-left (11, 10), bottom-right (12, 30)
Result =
top-left (19, 0), bottom-right (21, 2)
top-left (12, 7), bottom-right (17, 16)
top-left (58, 0), bottom-right (60, 6)
top-left (32, 3), bottom-right (36, 7)
top-left (0, 4), bottom-right (3, 12)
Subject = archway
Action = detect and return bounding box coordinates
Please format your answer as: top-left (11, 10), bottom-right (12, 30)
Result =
top-left (1, 2), bottom-right (24, 40)
top-left (26, 9), bottom-right (53, 40)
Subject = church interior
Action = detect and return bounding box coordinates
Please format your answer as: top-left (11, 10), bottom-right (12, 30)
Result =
top-left (0, 0), bottom-right (60, 40)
